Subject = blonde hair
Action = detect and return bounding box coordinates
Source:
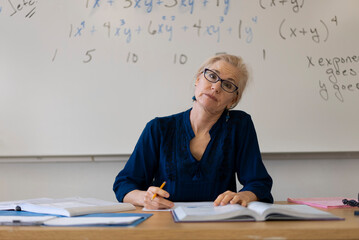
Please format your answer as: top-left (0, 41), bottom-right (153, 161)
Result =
top-left (195, 54), bottom-right (249, 109)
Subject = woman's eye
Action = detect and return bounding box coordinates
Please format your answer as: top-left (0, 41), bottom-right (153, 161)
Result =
top-left (209, 73), bottom-right (216, 80)
top-left (223, 81), bottom-right (233, 89)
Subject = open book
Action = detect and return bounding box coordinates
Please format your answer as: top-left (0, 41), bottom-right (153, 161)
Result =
top-left (171, 201), bottom-right (343, 222)
top-left (0, 197), bottom-right (135, 217)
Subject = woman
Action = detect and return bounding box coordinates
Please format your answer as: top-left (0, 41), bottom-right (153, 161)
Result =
top-left (113, 54), bottom-right (273, 210)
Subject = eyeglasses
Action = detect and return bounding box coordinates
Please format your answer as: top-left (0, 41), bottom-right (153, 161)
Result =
top-left (203, 68), bottom-right (239, 93)
top-left (342, 199), bottom-right (359, 207)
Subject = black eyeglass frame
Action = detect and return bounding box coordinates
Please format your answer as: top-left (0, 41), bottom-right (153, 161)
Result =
top-left (203, 68), bottom-right (239, 93)
top-left (342, 198), bottom-right (359, 207)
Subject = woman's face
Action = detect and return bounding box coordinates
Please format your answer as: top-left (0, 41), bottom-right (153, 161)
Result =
top-left (194, 60), bottom-right (240, 115)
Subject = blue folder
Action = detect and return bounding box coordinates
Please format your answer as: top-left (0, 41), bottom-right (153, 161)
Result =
top-left (0, 210), bottom-right (152, 227)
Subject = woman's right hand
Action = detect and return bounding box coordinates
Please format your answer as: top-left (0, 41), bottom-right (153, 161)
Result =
top-left (123, 187), bottom-right (174, 210)
top-left (143, 186), bottom-right (174, 210)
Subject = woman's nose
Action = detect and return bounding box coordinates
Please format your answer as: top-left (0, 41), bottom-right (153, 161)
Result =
top-left (211, 81), bottom-right (222, 92)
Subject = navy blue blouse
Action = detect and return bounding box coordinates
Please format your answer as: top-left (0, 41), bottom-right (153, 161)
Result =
top-left (113, 109), bottom-right (273, 203)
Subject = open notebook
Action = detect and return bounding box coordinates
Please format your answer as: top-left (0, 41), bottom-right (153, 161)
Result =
top-left (0, 197), bottom-right (135, 217)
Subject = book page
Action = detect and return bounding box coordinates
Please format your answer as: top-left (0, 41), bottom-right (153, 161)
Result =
top-left (0, 198), bottom-right (53, 205)
top-left (37, 197), bottom-right (119, 208)
top-left (0, 198), bottom-right (53, 211)
top-left (43, 216), bottom-right (142, 226)
top-left (173, 204), bottom-right (257, 222)
top-left (247, 202), bottom-right (274, 215)
top-left (0, 204), bottom-right (16, 211)
top-left (248, 202), bottom-right (341, 220)
top-left (18, 197), bottom-right (134, 217)
top-left (19, 198), bottom-right (104, 216)
top-left (143, 201), bottom-right (214, 211)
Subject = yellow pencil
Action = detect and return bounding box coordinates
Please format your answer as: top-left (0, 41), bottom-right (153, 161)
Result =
top-left (151, 181), bottom-right (166, 200)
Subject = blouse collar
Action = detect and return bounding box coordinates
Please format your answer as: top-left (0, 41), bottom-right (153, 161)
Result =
top-left (183, 108), bottom-right (226, 139)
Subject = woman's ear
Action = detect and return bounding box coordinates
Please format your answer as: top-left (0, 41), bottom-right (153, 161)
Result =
top-left (229, 92), bottom-right (239, 108)
top-left (195, 77), bottom-right (200, 86)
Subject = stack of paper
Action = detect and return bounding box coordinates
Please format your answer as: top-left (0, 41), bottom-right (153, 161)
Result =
top-left (287, 197), bottom-right (353, 209)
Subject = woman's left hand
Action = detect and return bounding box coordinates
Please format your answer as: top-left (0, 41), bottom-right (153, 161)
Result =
top-left (213, 190), bottom-right (258, 207)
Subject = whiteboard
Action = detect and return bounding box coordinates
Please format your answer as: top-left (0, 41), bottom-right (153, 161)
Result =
top-left (0, 0), bottom-right (358, 156)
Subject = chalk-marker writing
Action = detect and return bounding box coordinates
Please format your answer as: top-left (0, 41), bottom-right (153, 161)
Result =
top-left (259, 0), bottom-right (305, 13)
top-left (279, 18), bottom-right (335, 43)
top-left (173, 53), bottom-right (188, 64)
top-left (308, 55), bottom-right (359, 102)
top-left (83, 49), bottom-right (96, 63)
top-left (8, 0), bottom-right (37, 18)
top-left (127, 52), bottom-right (139, 63)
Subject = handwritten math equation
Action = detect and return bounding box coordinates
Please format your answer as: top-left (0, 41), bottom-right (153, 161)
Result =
top-left (279, 16), bottom-right (338, 44)
top-left (308, 55), bottom-right (359, 103)
top-left (3, 0), bottom-right (357, 104)
top-left (69, 0), bottom-right (255, 44)
top-left (85, 0), bottom-right (231, 15)
top-left (67, 16), bottom-right (257, 44)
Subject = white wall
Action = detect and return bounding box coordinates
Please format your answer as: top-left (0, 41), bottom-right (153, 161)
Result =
top-left (265, 156), bottom-right (359, 200)
top-left (1, 154), bottom-right (358, 202)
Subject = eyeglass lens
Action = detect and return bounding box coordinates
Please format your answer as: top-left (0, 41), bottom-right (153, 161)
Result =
top-left (204, 69), bottom-right (238, 93)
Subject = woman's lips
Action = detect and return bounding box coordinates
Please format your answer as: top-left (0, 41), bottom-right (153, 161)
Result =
top-left (204, 94), bottom-right (218, 101)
